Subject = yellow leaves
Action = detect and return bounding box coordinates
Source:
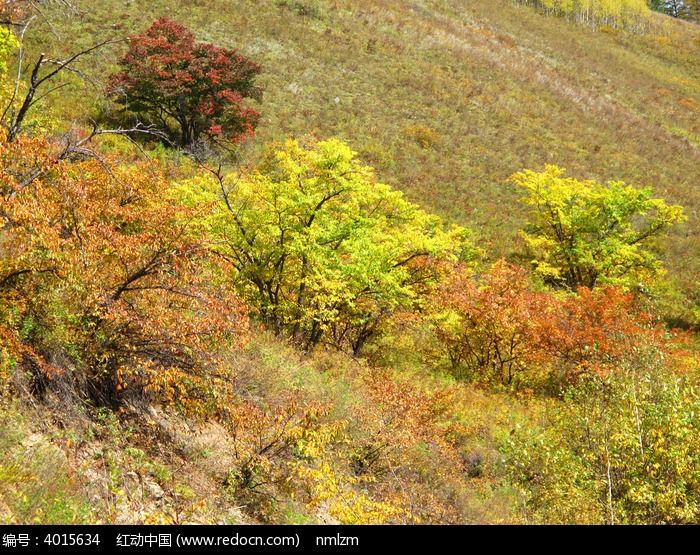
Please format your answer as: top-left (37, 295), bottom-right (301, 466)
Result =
top-left (512, 164), bottom-right (685, 290)
top-left (289, 418), bottom-right (347, 461)
top-left (0, 26), bottom-right (18, 105)
top-left (0, 44), bottom-right (17, 132)
top-left (403, 123), bottom-right (440, 149)
top-left (290, 456), bottom-right (409, 525)
top-left (211, 397), bottom-right (405, 523)
top-left (514, 0), bottom-right (651, 29)
top-left (189, 136), bottom-right (476, 353)
top-left (329, 492), bottom-right (408, 525)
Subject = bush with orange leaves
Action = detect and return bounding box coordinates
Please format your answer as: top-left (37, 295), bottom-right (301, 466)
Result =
top-left (0, 131), bottom-right (249, 407)
top-left (427, 259), bottom-right (685, 394)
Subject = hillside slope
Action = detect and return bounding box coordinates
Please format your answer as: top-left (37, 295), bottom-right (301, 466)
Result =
top-left (36, 0), bottom-right (700, 290)
top-left (3, 0), bottom-right (700, 526)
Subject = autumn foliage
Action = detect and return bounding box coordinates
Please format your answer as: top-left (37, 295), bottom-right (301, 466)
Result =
top-left (108, 18), bottom-right (262, 147)
top-left (179, 138), bottom-right (475, 355)
top-left (428, 259), bottom-right (679, 392)
top-left (2, 3), bottom-right (700, 526)
top-left (513, 165), bottom-right (685, 290)
top-left (0, 130), bottom-right (249, 405)
top-left (513, 0), bottom-right (650, 29)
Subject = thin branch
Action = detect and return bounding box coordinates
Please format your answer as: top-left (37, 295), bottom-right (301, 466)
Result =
top-left (25, 80), bottom-right (70, 107)
top-left (6, 38), bottom-right (124, 141)
top-left (31, 39), bottom-right (122, 90)
top-left (52, 120), bottom-right (173, 196)
top-left (40, 57), bottom-right (100, 88)
top-left (6, 50), bottom-right (43, 141)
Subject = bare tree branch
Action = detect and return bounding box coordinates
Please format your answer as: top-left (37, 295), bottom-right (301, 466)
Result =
top-left (4, 38), bottom-right (124, 141)
top-left (8, 120), bottom-right (172, 196)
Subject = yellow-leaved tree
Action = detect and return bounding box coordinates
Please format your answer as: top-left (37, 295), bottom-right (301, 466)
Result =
top-left (178, 137), bottom-right (478, 355)
top-left (513, 165), bottom-right (685, 291)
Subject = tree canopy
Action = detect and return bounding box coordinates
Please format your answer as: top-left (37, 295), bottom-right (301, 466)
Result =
top-left (108, 17), bottom-right (262, 147)
top-left (178, 138), bottom-right (476, 354)
top-left (513, 165), bottom-right (685, 290)
top-left (514, 0), bottom-right (650, 28)
top-left (0, 129), bottom-right (249, 405)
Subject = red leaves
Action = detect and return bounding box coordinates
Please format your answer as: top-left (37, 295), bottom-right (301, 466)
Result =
top-left (539, 286), bottom-right (670, 382)
top-left (108, 18), bottom-right (262, 147)
top-left (430, 260), bottom-right (548, 386)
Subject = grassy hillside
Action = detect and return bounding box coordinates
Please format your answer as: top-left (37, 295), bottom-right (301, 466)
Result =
top-left (33, 0), bottom-right (700, 289)
top-left (2, 0), bottom-right (700, 526)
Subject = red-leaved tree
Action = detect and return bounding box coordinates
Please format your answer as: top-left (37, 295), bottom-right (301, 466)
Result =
top-left (108, 18), bottom-right (262, 147)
